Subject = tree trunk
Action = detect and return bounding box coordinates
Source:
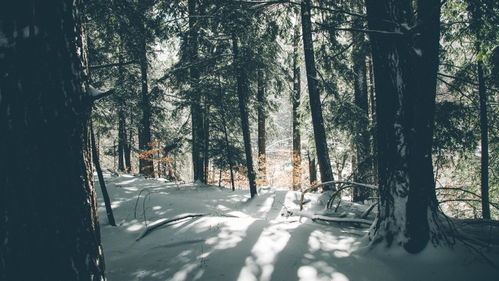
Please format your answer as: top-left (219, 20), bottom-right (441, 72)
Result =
top-left (188, 0), bottom-right (204, 182)
top-left (368, 57), bottom-right (378, 185)
top-left (118, 110), bottom-right (126, 172)
top-left (91, 123), bottom-right (116, 226)
top-left (292, 8), bottom-right (302, 191)
top-left (232, 35), bottom-right (257, 198)
top-left (219, 80), bottom-right (236, 191)
top-left (477, 59), bottom-right (490, 219)
top-left (0, 1), bottom-right (106, 279)
top-left (300, 0), bottom-right (335, 190)
top-left (366, 0), bottom-right (448, 253)
top-left (138, 31), bottom-right (154, 177)
top-left (307, 150), bottom-right (318, 184)
top-left (351, 0), bottom-right (371, 202)
top-left (124, 128), bottom-right (132, 173)
top-left (257, 69), bottom-right (267, 186)
top-left (203, 104), bottom-right (210, 184)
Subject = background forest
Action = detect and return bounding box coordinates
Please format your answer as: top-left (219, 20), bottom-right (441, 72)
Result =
top-left (87, 0), bottom-right (497, 220)
top-left (1, 0), bottom-right (498, 280)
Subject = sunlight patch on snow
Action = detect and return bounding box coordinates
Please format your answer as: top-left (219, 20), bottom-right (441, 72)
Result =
top-left (118, 178), bottom-right (138, 185)
top-left (126, 223), bottom-right (144, 232)
top-left (237, 220), bottom-right (300, 281)
top-left (298, 264), bottom-right (350, 281)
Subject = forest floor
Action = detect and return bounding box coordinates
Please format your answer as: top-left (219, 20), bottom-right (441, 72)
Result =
top-left (96, 173), bottom-right (499, 281)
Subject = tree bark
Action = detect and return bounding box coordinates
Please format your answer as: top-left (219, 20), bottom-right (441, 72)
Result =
top-left (351, 0), bottom-right (371, 202)
top-left (232, 35), bottom-right (257, 198)
top-left (203, 104), bottom-right (210, 183)
top-left (300, 0), bottom-right (335, 190)
top-left (366, 0), bottom-right (447, 253)
top-left (477, 59), bottom-right (490, 219)
top-left (0, 1), bottom-right (106, 279)
top-left (257, 69), bottom-right (267, 186)
top-left (307, 150), bottom-right (318, 184)
top-left (188, 0), bottom-right (204, 182)
top-left (91, 123), bottom-right (116, 226)
top-left (138, 22), bottom-right (154, 177)
top-left (368, 57), bottom-right (378, 185)
top-left (124, 128), bottom-right (132, 173)
top-left (292, 8), bottom-right (302, 191)
top-left (118, 110), bottom-right (126, 172)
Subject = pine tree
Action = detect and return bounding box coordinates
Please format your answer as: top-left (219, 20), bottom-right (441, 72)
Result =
top-left (0, 1), bottom-right (106, 279)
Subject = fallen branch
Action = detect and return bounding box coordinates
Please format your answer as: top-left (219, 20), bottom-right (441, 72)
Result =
top-left (360, 202), bottom-right (379, 219)
top-left (136, 213), bottom-right (206, 241)
top-left (289, 210), bottom-right (373, 226)
top-left (300, 181), bottom-right (377, 210)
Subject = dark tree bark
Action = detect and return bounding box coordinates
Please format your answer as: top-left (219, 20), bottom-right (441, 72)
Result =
top-left (368, 57), bottom-right (379, 185)
top-left (218, 80), bottom-right (236, 191)
top-left (366, 0), bottom-right (448, 253)
top-left (477, 58), bottom-right (490, 219)
top-left (0, 1), bottom-right (106, 280)
top-left (301, 0), bottom-right (335, 190)
top-left (91, 123), bottom-right (116, 226)
top-left (138, 26), bottom-right (154, 177)
top-left (118, 110), bottom-right (126, 172)
top-left (257, 69), bottom-right (267, 186)
top-left (351, 0), bottom-right (371, 202)
top-left (292, 9), bottom-right (302, 191)
top-left (203, 104), bottom-right (210, 183)
top-left (188, 0), bottom-right (204, 182)
top-left (124, 128), bottom-right (132, 173)
top-left (223, 121), bottom-right (236, 191)
top-left (307, 150), bottom-right (318, 184)
top-left (232, 35), bottom-right (257, 198)
top-left (468, 2), bottom-right (491, 220)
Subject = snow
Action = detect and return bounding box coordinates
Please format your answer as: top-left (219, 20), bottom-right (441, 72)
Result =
top-left (96, 173), bottom-right (499, 281)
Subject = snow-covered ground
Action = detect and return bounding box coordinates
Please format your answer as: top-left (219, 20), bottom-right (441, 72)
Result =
top-left (96, 173), bottom-right (499, 281)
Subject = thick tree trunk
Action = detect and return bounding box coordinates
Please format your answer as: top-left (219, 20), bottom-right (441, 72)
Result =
top-left (0, 1), bottom-right (106, 280)
top-left (189, 0), bottom-right (204, 182)
top-left (477, 59), bottom-right (490, 219)
top-left (257, 69), bottom-right (267, 186)
top-left (300, 0), bottom-right (335, 190)
top-left (91, 123), bottom-right (116, 226)
top-left (232, 35), bottom-right (257, 198)
top-left (351, 1), bottom-right (371, 202)
top-left (138, 33), bottom-right (154, 176)
top-left (292, 9), bottom-right (302, 191)
top-left (366, 0), bottom-right (447, 253)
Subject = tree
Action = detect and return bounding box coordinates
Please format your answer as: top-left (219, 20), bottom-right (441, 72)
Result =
top-left (188, 0), bottom-right (205, 183)
top-left (0, 0), bottom-right (106, 280)
top-left (232, 35), bottom-right (258, 197)
top-left (468, 0), bottom-right (491, 220)
top-left (292, 8), bottom-right (302, 191)
top-left (257, 69), bottom-right (268, 186)
top-left (366, 0), bottom-right (450, 253)
top-left (300, 0), bottom-right (335, 190)
top-left (350, 0), bottom-right (372, 201)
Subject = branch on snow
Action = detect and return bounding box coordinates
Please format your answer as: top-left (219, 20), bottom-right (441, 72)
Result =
top-left (288, 210), bottom-right (373, 226)
top-left (136, 213), bottom-right (206, 241)
top-left (300, 181), bottom-right (377, 211)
